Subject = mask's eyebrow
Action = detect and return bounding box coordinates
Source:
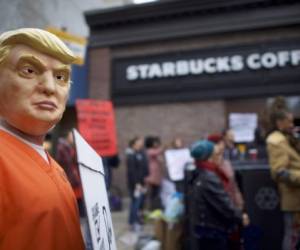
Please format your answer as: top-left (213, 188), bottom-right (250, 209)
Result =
top-left (16, 55), bottom-right (47, 72)
top-left (53, 65), bottom-right (71, 74)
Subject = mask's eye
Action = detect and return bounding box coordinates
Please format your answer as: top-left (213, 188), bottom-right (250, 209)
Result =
top-left (18, 64), bottom-right (38, 78)
top-left (56, 74), bottom-right (66, 81)
top-left (54, 71), bottom-right (70, 86)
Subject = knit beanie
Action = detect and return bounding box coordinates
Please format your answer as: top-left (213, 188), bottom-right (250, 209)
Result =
top-left (190, 140), bottom-right (214, 161)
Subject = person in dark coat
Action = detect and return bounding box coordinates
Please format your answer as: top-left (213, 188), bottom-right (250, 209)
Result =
top-left (190, 140), bottom-right (243, 250)
top-left (126, 136), bottom-right (149, 231)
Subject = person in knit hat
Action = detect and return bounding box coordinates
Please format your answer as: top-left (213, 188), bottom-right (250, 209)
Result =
top-left (190, 139), bottom-right (215, 161)
top-left (189, 139), bottom-right (243, 250)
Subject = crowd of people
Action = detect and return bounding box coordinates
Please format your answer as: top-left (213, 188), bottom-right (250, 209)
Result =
top-left (122, 96), bottom-right (300, 250)
top-left (123, 131), bottom-right (249, 249)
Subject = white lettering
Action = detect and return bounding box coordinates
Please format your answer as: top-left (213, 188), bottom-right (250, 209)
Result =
top-left (138, 65), bottom-right (149, 79)
top-left (204, 57), bottom-right (217, 73)
top-left (176, 60), bottom-right (189, 76)
top-left (126, 65), bottom-right (139, 81)
top-left (216, 57), bottom-right (231, 72)
top-left (261, 52), bottom-right (277, 69)
top-left (162, 62), bottom-right (176, 77)
top-left (126, 48), bottom-right (300, 81)
top-left (247, 54), bottom-right (261, 70)
top-left (277, 51), bottom-right (289, 67)
top-left (148, 63), bottom-right (162, 78)
top-left (230, 55), bottom-right (244, 71)
top-left (291, 50), bottom-right (300, 66)
top-left (189, 59), bottom-right (204, 74)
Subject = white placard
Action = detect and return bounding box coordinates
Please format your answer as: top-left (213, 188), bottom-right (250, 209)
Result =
top-left (165, 148), bottom-right (194, 181)
top-left (73, 129), bottom-right (116, 250)
top-left (229, 113), bottom-right (258, 142)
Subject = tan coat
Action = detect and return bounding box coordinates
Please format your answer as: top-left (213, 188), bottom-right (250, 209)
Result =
top-left (266, 131), bottom-right (300, 211)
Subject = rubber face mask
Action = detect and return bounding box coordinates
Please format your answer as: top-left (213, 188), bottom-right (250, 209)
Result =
top-left (0, 44), bottom-right (71, 135)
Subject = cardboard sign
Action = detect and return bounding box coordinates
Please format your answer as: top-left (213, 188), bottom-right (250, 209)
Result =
top-left (73, 129), bottom-right (116, 250)
top-left (76, 100), bottom-right (118, 157)
top-left (165, 148), bottom-right (194, 181)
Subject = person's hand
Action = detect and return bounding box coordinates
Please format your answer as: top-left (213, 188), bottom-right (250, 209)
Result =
top-left (134, 183), bottom-right (143, 198)
top-left (135, 183), bottom-right (142, 191)
top-left (242, 213), bottom-right (250, 227)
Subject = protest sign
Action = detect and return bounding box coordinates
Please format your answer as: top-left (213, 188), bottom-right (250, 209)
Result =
top-left (73, 129), bottom-right (116, 250)
top-left (76, 100), bottom-right (118, 157)
top-left (165, 148), bottom-right (194, 181)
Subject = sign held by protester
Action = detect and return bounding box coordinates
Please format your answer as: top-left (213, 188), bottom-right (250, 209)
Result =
top-left (76, 100), bottom-right (118, 157)
top-left (73, 129), bottom-right (116, 250)
top-left (165, 148), bottom-right (194, 181)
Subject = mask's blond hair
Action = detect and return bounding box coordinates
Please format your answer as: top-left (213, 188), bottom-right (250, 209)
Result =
top-left (0, 28), bottom-right (78, 65)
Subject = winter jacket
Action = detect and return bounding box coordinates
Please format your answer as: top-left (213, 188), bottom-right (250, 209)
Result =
top-left (191, 168), bottom-right (242, 232)
top-left (266, 130), bottom-right (300, 211)
top-left (126, 148), bottom-right (149, 194)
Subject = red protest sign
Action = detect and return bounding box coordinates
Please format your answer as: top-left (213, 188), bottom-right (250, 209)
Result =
top-left (75, 100), bottom-right (118, 157)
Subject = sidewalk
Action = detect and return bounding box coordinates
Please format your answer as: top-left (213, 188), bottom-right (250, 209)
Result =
top-left (111, 198), bottom-right (155, 250)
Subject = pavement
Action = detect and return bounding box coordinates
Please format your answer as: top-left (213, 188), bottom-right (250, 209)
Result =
top-left (111, 198), bottom-right (155, 250)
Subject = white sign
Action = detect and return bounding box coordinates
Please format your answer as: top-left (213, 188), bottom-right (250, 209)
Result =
top-left (229, 113), bottom-right (258, 142)
top-left (73, 129), bottom-right (116, 250)
top-left (126, 49), bottom-right (300, 81)
top-left (165, 148), bottom-right (194, 181)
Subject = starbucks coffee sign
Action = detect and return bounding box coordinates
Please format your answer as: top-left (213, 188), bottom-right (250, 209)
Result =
top-left (112, 39), bottom-right (300, 105)
top-left (126, 50), bottom-right (300, 81)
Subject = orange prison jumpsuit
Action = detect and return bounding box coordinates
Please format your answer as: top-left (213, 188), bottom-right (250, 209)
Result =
top-left (0, 130), bottom-right (85, 250)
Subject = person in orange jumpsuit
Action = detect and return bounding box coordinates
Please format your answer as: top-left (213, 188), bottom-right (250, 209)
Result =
top-left (0, 28), bottom-right (85, 250)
